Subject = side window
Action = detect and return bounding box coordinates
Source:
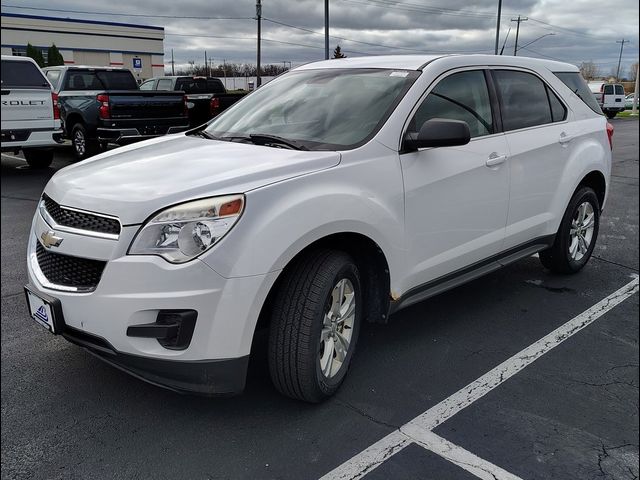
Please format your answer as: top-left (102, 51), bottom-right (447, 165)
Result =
top-left (603, 84), bottom-right (614, 95)
top-left (494, 70), bottom-right (552, 131)
top-left (156, 79), bottom-right (173, 91)
top-left (411, 70), bottom-right (493, 138)
top-left (139, 80), bottom-right (155, 90)
top-left (45, 70), bottom-right (61, 90)
top-left (547, 87), bottom-right (567, 122)
top-left (614, 85), bottom-right (624, 95)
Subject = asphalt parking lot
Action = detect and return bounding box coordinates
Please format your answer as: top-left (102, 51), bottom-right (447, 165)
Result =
top-left (1, 118), bottom-right (638, 480)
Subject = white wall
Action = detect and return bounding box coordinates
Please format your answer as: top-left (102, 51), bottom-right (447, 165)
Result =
top-left (214, 76), bottom-right (276, 91)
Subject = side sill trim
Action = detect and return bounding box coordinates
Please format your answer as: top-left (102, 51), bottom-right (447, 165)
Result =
top-left (389, 235), bottom-right (555, 314)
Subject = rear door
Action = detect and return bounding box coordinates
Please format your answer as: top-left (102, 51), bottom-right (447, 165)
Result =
top-left (1, 58), bottom-right (54, 132)
top-left (492, 68), bottom-right (572, 249)
top-left (605, 84), bottom-right (626, 109)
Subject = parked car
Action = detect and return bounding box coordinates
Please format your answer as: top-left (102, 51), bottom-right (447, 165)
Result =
top-left (1, 55), bottom-right (64, 168)
top-left (140, 76), bottom-right (248, 126)
top-left (588, 81), bottom-right (626, 118)
top-left (25, 55), bottom-right (611, 402)
top-left (42, 66), bottom-right (190, 159)
top-left (625, 93), bottom-right (637, 109)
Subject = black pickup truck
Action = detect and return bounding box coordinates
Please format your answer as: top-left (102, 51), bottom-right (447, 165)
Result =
top-left (140, 76), bottom-right (248, 127)
top-left (43, 66), bottom-right (190, 159)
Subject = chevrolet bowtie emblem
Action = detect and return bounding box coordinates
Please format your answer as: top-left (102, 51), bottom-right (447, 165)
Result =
top-left (41, 230), bottom-right (63, 249)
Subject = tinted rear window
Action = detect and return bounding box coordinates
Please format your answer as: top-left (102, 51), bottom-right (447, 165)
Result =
top-left (175, 78), bottom-right (225, 94)
top-left (553, 72), bottom-right (603, 115)
top-left (604, 84), bottom-right (614, 94)
top-left (64, 70), bottom-right (137, 90)
top-left (615, 85), bottom-right (624, 95)
top-left (1, 60), bottom-right (49, 89)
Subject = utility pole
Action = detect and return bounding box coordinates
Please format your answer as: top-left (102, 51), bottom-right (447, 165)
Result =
top-left (511, 15), bottom-right (528, 56)
top-left (615, 39), bottom-right (629, 81)
top-left (494, 0), bottom-right (502, 55)
top-left (204, 50), bottom-right (207, 76)
top-left (256, 0), bottom-right (262, 88)
top-left (324, 0), bottom-right (329, 60)
top-left (171, 48), bottom-right (175, 75)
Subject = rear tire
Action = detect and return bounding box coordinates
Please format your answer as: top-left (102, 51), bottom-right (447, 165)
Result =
top-left (539, 187), bottom-right (600, 274)
top-left (268, 250), bottom-right (362, 403)
top-left (605, 111), bottom-right (617, 119)
top-left (22, 149), bottom-right (53, 169)
top-left (71, 123), bottom-right (98, 160)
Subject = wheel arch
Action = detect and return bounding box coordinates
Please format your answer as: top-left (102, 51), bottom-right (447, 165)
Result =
top-left (576, 170), bottom-right (607, 211)
top-left (255, 231), bottom-right (392, 338)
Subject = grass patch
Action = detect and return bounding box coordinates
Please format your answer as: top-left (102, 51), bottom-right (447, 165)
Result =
top-left (615, 110), bottom-right (639, 119)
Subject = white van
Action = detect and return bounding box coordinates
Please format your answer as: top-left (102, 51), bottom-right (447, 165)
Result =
top-left (1, 55), bottom-right (63, 168)
top-left (588, 81), bottom-right (626, 119)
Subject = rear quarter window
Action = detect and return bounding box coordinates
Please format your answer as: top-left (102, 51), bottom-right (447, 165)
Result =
top-left (553, 72), bottom-right (603, 115)
top-left (1, 60), bottom-right (50, 89)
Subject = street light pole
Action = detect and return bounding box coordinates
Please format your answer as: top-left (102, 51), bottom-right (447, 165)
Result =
top-left (494, 0), bottom-right (502, 55)
top-left (324, 0), bottom-right (330, 60)
top-left (511, 16), bottom-right (528, 56)
top-left (516, 33), bottom-right (555, 53)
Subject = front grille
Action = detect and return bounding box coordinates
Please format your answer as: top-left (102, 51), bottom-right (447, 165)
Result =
top-left (43, 194), bottom-right (120, 236)
top-left (36, 242), bottom-right (106, 291)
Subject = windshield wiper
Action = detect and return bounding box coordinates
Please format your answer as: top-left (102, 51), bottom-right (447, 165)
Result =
top-left (249, 134), bottom-right (309, 151)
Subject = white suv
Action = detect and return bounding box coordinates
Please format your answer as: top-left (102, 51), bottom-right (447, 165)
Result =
top-left (25, 55), bottom-right (612, 402)
top-left (1, 55), bottom-right (63, 168)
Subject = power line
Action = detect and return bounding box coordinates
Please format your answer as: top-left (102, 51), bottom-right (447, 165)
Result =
top-left (263, 17), bottom-right (490, 54)
top-left (0, 4), bottom-right (252, 20)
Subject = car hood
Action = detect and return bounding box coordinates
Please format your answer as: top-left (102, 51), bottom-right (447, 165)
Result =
top-left (45, 134), bottom-right (340, 224)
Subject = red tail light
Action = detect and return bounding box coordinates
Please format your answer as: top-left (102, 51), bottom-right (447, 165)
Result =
top-left (210, 97), bottom-right (220, 115)
top-left (97, 94), bottom-right (110, 119)
top-left (183, 95), bottom-right (189, 117)
top-left (51, 92), bottom-right (60, 120)
top-left (606, 122), bottom-right (614, 150)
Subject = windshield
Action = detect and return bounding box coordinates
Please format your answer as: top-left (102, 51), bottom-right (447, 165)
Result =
top-left (204, 68), bottom-right (420, 150)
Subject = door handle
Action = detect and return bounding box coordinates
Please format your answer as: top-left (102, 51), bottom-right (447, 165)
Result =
top-left (559, 132), bottom-right (574, 144)
top-left (486, 153), bottom-right (507, 167)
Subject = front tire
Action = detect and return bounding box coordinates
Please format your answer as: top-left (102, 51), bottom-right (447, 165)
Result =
top-left (22, 149), bottom-right (53, 169)
top-left (539, 187), bottom-right (600, 274)
top-left (268, 250), bottom-right (362, 403)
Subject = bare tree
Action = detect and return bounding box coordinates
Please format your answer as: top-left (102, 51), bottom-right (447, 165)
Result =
top-left (579, 61), bottom-right (599, 80)
top-left (630, 61), bottom-right (639, 82)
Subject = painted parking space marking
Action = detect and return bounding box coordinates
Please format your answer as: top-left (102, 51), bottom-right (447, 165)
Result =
top-left (1, 153), bottom-right (26, 162)
top-left (321, 275), bottom-right (639, 480)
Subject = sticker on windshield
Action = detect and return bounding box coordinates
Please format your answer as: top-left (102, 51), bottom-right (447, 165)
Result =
top-left (389, 71), bottom-right (409, 77)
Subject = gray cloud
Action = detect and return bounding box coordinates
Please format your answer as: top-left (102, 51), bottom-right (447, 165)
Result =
top-left (3, 0), bottom-right (638, 76)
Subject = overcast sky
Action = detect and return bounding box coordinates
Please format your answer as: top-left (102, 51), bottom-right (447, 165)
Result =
top-left (3, 0), bottom-right (639, 77)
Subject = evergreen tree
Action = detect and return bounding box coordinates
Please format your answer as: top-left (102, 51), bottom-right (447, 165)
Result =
top-left (47, 44), bottom-right (65, 66)
top-left (26, 43), bottom-right (45, 67)
top-left (333, 45), bottom-right (346, 59)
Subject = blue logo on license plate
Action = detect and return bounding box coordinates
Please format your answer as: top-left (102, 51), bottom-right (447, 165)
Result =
top-left (35, 305), bottom-right (48, 323)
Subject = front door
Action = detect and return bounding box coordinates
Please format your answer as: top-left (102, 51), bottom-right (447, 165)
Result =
top-left (400, 69), bottom-right (510, 292)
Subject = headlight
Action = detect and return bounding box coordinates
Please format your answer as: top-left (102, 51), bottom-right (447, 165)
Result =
top-left (129, 195), bottom-right (244, 263)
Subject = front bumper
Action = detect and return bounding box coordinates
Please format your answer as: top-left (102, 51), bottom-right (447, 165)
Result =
top-left (26, 209), bottom-right (278, 395)
top-left (64, 324), bottom-right (249, 395)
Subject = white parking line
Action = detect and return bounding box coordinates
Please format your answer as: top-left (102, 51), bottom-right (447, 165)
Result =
top-left (1, 153), bottom-right (26, 162)
top-left (321, 275), bottom-right (639, 480)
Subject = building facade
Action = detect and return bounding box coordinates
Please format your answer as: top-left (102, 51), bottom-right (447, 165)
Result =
top-left (1, 13), bottom-right (165, 81)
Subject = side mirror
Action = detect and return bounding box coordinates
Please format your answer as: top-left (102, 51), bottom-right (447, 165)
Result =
top-left (403, 118), bottom-right (471, 151)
